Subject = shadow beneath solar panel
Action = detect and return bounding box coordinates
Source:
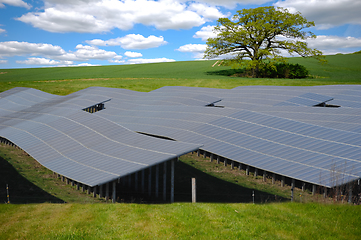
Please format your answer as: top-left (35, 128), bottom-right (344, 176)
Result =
top-left (115, 160), bottom-right (288, 204)
top-left (173, 161), bottom-right (287, 203)
top-left (206, 68), bottom-right (245, 77)
top-left (0, 156), bottom-right (63, 204)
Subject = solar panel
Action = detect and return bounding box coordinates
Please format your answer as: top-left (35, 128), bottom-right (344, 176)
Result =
top-left (1, 85), bottom-right (361, 189)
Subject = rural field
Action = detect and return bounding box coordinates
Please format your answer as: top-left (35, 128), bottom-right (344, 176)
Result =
top-left (1, 53), bottom-right (361, 239)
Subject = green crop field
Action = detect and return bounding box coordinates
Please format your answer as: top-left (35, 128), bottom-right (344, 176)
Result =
top-left (1, 53), bottom-right (361, 239)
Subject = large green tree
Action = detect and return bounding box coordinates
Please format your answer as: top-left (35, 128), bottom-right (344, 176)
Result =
top-left (204, 6), bottom-right (325, 77)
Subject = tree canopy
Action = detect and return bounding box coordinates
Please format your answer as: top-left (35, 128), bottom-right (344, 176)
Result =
top-left (204, 6), bottom-right (325, 77)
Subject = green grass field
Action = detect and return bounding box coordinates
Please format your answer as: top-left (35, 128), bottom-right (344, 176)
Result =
top-left (1, 53), bottom-right (361, 239)
top-left (1, 53), bottom-right (361, 95)
top-left (1, 202), bottom-right (360, 240)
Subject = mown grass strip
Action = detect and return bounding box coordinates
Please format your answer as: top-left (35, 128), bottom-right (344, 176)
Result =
top-left (1, 202), bottom-right (360, 239)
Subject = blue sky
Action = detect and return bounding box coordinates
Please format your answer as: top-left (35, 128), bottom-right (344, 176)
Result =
top-left (0, 0), bottom-right (361, 68)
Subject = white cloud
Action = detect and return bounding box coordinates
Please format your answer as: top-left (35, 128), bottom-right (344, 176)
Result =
top-left (109, 59), bottom-right (125, 64)
top-left (124, 51), bottom-right (143, 58)
top-left (0, 41), bottom-right (66, 57)
top-left (188, 3), bottom-right (226, 20)
top-left (274, 0), bottom-right (361, 29)
top-left (16, 57), bottom-right (73, 65)
top-left (73, 63), bottom-right (101, 67)
top-left (0, 28), bottom-right (5, 34)
top-left (118, 34), bottom-right (167, 49)
top-left (176, 43), bottom-right (207, 59)
top-left (176, 44), bottom-right (207, 53)
top-left (0, 59), bottom-right (7, 64)
top-left (306, 35), bottom-right (361, 55)
top-left (193, 25), bottom-right (217, 41)
top-left (85, 39), bottom-right (108, 47)
top-left (0, 41), bottom-right (124, 65)
top-left (184, 0), bottom-right (269, 9)
top-left (0, 0), bottom-right (31, 9)
top-left (16, 0), bottom-right (223, 33)
top-left (87, 34), bottom-right (167, 50)
top-left (71, 44), bottom-right (118, 60)
top-left (127, 58), bottom-right (175, 64)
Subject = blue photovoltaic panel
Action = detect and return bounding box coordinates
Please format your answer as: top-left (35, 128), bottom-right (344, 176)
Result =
top-left (0, 88), bottom-right (200, 187)
top-left (1, 85), bottom-right (361, 188)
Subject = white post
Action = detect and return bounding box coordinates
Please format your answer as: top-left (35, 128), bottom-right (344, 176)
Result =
top-left (192, 178), bottom-right (196, 203)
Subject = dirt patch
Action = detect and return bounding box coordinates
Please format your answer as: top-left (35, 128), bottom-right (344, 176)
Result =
top-left (0, 72), bottom-right (7, 74)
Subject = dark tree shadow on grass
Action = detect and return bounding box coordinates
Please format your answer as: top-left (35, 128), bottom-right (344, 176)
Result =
top-left (206, 69), bottom-right (245, 77)
top-left (0, 156), bottom-right (63, 204)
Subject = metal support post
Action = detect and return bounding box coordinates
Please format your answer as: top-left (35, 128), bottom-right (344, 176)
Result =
top-left (141, 169), bottom-right (145, 194)
top-left (163, 161), bottom-right (167, 201)
top-left (171, 159), bottom-right (175, 203)
top-left (155, 164), bottom-right (159, 198)
top-left (128, 174), bottom-right (131, 188)
top-left (112, 181), bottom-right (116, 203)
top-left (148, 167), bottom-right (152, 197)
top-left (99, 185), bottom-right (103, 198)
top-left (263, 171), bottom-right (267, 182)
top-left (312, 185), bottom-right (316, 195)
top-left (105, 182), bottom-right (109, 202)
top-left (93, 186), bottom-right (97, 198)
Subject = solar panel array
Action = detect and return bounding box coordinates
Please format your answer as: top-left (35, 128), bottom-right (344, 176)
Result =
top-left (1, 85), bottom-right (361, 188)
top-left (0, 88), bottom-right (200, 187)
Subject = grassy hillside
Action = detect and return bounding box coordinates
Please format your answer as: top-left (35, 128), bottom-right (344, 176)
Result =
top-left (1, 54), bottom-right (361, 95)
